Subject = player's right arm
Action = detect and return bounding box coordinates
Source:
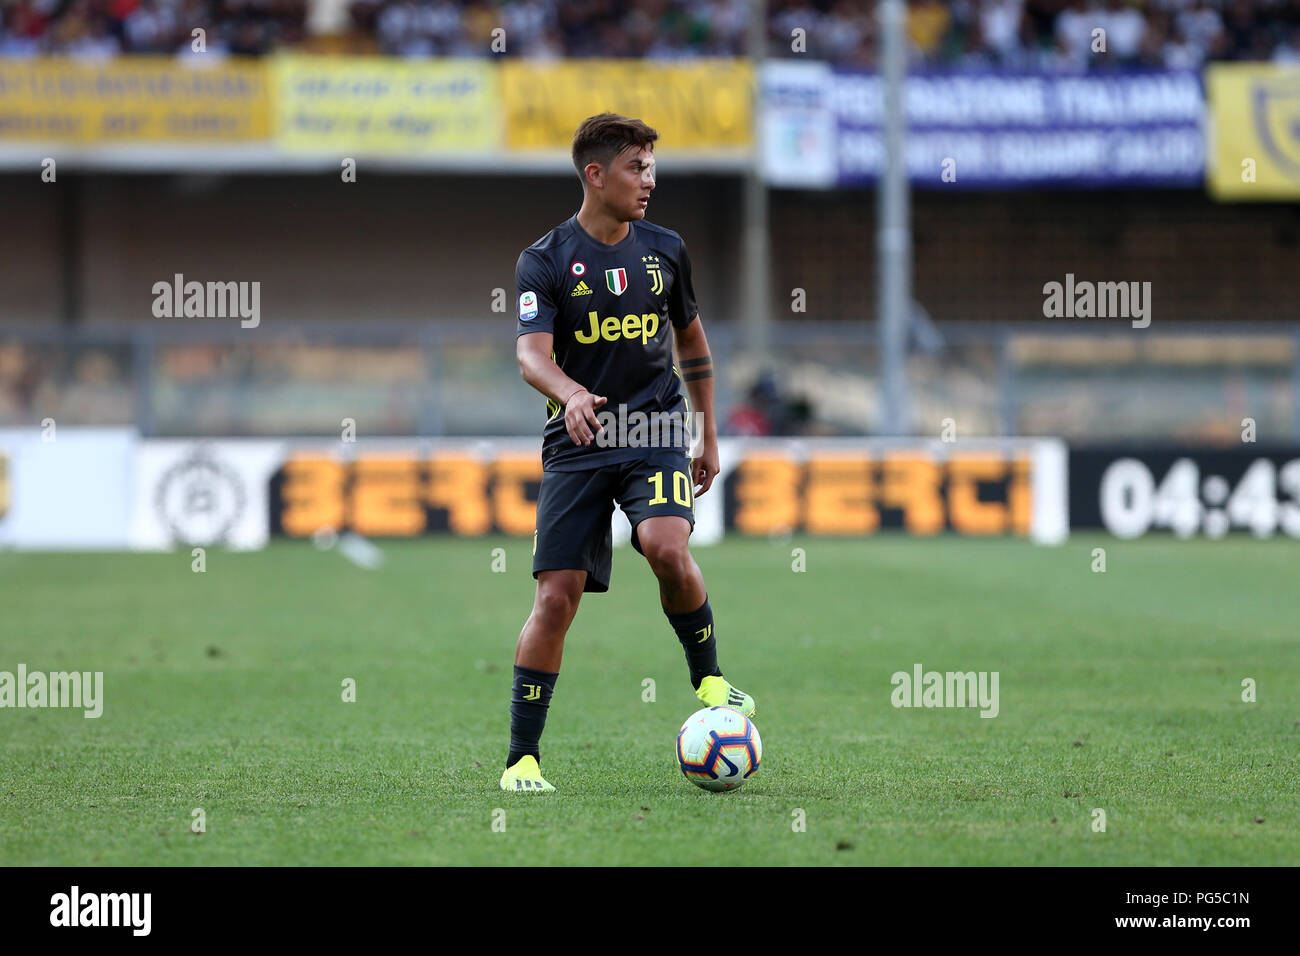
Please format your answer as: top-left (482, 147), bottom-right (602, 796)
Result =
top-left (515, 249), bottom-right (606, 447)
top-left (516, 332), bottom-right (607, 447)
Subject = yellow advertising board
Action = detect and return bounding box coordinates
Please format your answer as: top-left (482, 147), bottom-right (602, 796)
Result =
top-left (0, 56), bottom-right (744, 155)
top-left (1206, 63), bottom-right (1300, 200)
top-left (0, 58), bottom-right (269, 143)
top-left (273, 56), bottom-right (499, 153)
top-left (501, 59), bottom-right (753, 150)
top-left (269, 445), bottom-right (1036, 539)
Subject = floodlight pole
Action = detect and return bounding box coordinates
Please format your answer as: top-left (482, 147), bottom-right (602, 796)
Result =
top-left (877, 0), bottom-right (911, 435)
top-left (744, 0), bottom-right (771, 375)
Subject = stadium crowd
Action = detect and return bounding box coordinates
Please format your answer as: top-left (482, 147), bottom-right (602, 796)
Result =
top-left (2, 0), bottom-right (1299, 66)
top-left (0, 0), bottom-right (308, 56)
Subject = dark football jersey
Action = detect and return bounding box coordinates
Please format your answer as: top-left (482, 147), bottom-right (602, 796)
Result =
top-left (515, 215), bottom-right (699, 472)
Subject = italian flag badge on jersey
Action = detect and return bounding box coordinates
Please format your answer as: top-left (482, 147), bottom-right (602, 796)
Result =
top-left (605, 268), bottom-right (628, 295)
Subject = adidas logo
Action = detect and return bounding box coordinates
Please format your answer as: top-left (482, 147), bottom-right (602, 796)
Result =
top-left (570, 281), bottom-right (593, 297)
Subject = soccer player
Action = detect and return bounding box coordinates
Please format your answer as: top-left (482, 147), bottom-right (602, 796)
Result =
top-left (501, 112), bottom-right (756, 793)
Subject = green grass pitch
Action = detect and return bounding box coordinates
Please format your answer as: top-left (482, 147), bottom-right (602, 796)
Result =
top-left (1, 534), bottom-right (1295, 866)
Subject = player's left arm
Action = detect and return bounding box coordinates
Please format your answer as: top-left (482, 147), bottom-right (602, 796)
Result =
top-left (673, 315), bottom-right (719, 496)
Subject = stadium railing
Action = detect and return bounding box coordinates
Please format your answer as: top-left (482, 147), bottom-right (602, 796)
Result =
top-left (2, 320), bottom-right (1296, 443)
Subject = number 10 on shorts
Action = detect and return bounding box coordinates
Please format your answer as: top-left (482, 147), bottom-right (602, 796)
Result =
top-left (648, 470), bottom-right (692, 507)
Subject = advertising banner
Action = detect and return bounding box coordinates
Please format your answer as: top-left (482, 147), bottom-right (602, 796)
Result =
top-left (131, 440), bottom-right (286, 551)
top-left (1070, 447), bottom-right (1300, 538)
top-left (0, 433), bottom-right (1074, 550)
top-left (272, 56), bottom-right (500, 153)
top-left (1206, 63), bottom-right (1300, 200)
top-left (0, 427), bottom-right (134, 549)
top-left (501, 59), bottom-right (753, 151)
top-left (719, 439), bottom-right (1066, 542)
top-left (760, 60), bottom-right (836, 188)
top-left (0, 58), bottom-right (270, 143)
top-left (266, 438), bottom-right (1067, 545)
top-left (762, 67), bottom-right (1205, 189)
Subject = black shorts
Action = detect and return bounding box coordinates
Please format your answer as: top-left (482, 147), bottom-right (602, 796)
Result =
top-left (532, 448), bottom-right (696, 593)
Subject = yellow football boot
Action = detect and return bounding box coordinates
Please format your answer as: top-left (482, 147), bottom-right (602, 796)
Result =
top-left (499, 755), bottom-right (556, 793)
top-left (696, 675), bottom-right (756, 718)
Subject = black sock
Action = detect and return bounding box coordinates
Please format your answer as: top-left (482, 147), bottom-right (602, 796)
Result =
top-left (507, 665), bottom-right (558, 768)
top-left (665, 596), bottom-right (722, 690)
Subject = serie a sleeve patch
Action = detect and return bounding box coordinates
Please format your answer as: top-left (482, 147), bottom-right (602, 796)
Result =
top-left (519, 291), bottom-right (539, 322)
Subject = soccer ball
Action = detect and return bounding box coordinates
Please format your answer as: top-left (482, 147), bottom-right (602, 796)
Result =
top-left (676, 706), bottom-right (762, 792)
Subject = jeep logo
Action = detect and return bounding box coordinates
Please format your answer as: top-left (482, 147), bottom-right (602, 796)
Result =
top-left (574, 311), bottom-right (660, 345)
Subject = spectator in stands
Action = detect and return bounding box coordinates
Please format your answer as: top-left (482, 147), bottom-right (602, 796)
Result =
top-left (1221, 0), bottom-right (1274, 60)
top-left (724, 379), bottom-right (776, 437)
top-left (1, 1), bottom-right (51, 55)
top-left (820, 1), bottom-right (868, 60)
top-left (1178, 0), bottom-right (1228, 61)
top-left (976, 0), bottom-right (1027, 64)
top-left (1274, 22), bottom-right (1300, 62)
top-left (1055, 0), bottom-right (1097, 68)
top-left (769, 0), bottom-right (818, 55)
top-left (124, 0), bottom-right (177, 51)
top-left (1142, 7), bottom-right (1206, 69)
top-left (47, 0), bottom-right (122, 56)
top-left (1099, 0), bottom-right (1148, 64)
top-left (907, 0), bottom-right (951, 61)
top-left (724, 373), bottom-right (814, 437)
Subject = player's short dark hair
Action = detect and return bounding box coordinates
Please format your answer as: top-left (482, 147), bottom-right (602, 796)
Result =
top-left (572, 113), bottom-right (659, 185)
